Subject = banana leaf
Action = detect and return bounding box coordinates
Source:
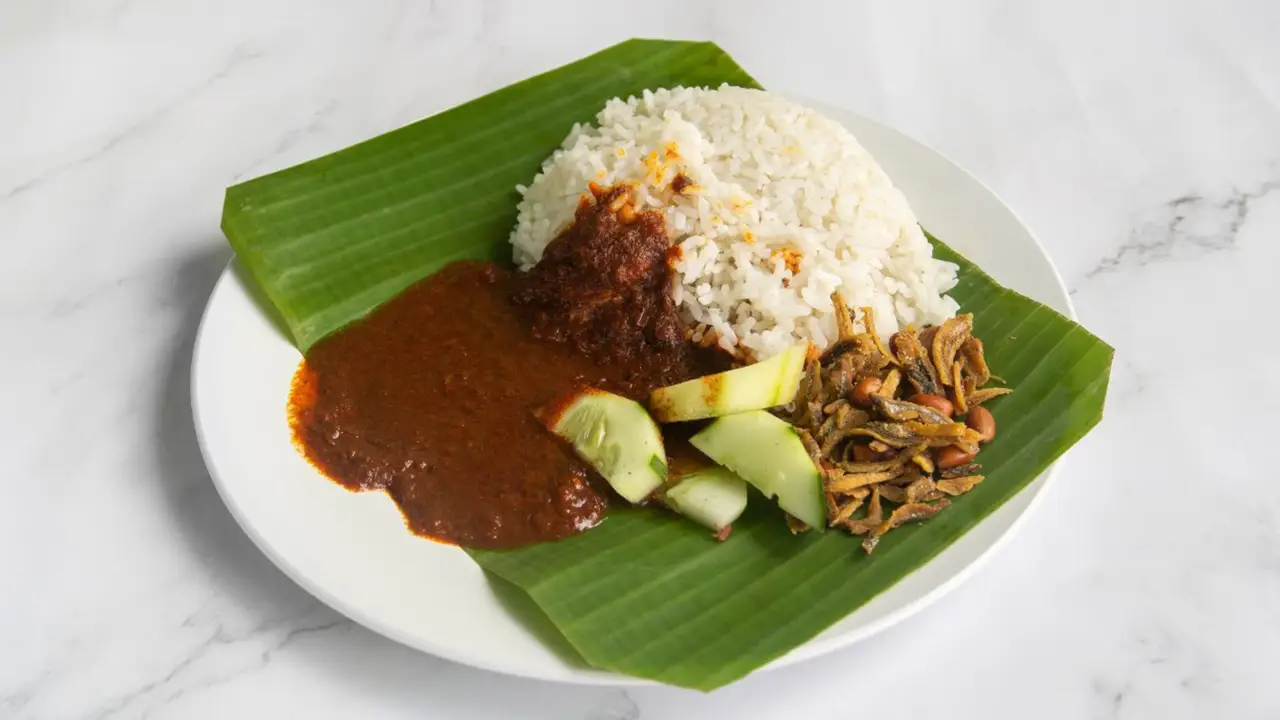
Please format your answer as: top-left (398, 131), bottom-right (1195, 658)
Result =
top-left (224, 39), bottom-right (758, 353)
top-left (222, 39), bottom-right (1112, 690)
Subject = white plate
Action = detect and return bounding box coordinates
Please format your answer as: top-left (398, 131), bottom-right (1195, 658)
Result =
top-left (192, 98), bottom-right (1074, 686)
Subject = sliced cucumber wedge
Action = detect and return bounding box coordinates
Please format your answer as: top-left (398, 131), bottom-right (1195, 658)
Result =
top-left (649, 343), bottom-right (808, 423)
top-left (690, 410), bottom-right (825, 531)
top-left (662, 466), bottom-right (748, 532)
top-left (539, 388), bottom-right (666, 504)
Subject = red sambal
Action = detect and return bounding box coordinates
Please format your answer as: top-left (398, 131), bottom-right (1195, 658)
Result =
top-left (289, 185), bottom-right (724, 549)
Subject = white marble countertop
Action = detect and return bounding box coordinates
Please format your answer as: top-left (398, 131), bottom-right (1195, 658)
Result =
top-left (3, 1), bottom-right (1277, 717)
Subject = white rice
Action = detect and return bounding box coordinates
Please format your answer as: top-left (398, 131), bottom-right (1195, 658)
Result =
top-left (509, 86), bottom-right (960, 359)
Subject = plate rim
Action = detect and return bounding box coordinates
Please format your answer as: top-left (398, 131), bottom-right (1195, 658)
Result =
top-left (191, 98), bottom-right (1077, 687)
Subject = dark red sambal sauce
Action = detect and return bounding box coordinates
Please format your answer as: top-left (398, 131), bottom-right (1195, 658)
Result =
top-left (513, 183), bottom-right (686, 365)
top-left (289, 186), bottom-right (725, 550)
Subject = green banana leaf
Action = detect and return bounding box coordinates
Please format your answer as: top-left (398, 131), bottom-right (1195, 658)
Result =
top-left (224, 39), bottom-right (758, 353)
top-left (222, 39), bottom-right (1112, 691)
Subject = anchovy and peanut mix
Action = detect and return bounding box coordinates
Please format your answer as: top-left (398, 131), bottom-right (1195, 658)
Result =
top-left (790, 292), bottom-right (1013, 554)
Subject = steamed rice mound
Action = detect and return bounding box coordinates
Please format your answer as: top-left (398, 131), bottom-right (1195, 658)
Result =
top-left (509, 86), bottom-right (960, 359)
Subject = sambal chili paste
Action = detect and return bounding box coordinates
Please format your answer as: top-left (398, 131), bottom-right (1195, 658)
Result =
top-left (289, 185), bottom-right (725, 549)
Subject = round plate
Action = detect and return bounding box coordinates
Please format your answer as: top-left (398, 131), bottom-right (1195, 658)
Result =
top-left (192, 97), bottom-right (1075, 685)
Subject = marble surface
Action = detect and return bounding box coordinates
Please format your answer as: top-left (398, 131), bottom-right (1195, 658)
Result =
top-left (2, 0), bottom-right (1277, 717)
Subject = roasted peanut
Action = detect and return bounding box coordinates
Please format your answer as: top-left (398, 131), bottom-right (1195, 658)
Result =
top-left (937, 445), bottom-right (978, 469)
top-left (909, 393), bottom-right (954, 417)
top-left (851, 376), bottom-right (882, 407)
top-left (966, 406), bottom-right (996, 442)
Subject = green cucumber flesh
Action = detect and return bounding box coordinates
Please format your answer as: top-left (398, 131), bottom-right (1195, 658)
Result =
top-left (689, 410), bottom-right (825, 531)
top-left (541, 389), bottom-right (667, 504)
top-left (663, 466), bottom-right (748, 531)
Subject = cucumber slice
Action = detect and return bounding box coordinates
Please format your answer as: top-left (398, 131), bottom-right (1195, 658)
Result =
top-left (690, 411), bottom-right (825, 531)
top-left (649, 343), bottom-right (808, 423)
top-left (663, 466), bottom-right (748, 531)
top-left (538, 388), bottom-right (667, 504)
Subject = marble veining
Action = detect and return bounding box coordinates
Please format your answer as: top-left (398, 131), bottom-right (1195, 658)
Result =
top-left (2, 0), bottom-right (1277, 717)
top-left (1081, 173), bottom-right (1280, 284)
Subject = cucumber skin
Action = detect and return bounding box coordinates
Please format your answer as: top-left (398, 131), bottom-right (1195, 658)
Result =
top-left (649, 344), bottom-right (807, 423)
